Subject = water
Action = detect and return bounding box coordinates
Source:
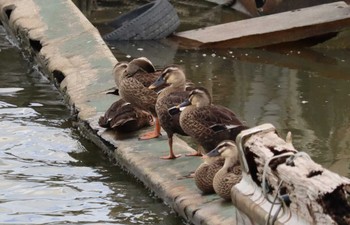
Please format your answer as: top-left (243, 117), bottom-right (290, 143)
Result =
top-left (0, 26), bottom-right (183, 224)
top-left (93, 1), bottom-right (350, 178)
top-left (2, 1), bottom-right (350, 223)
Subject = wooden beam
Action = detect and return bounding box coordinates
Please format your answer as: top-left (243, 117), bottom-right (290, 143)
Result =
top-left (171, 2), bottom-right (350, 48)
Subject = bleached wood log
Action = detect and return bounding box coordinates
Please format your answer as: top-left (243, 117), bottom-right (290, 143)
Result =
top-left (239, 124), bottom-right (350, 225)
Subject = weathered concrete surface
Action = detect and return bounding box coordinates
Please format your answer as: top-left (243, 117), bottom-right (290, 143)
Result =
top-left (172, 1), bottom-right (350, 49)
top-left (0, 0), bottom-right (241, 224)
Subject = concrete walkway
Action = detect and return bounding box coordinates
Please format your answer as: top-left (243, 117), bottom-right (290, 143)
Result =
top-left (0, 0), bottom-right (243, 224)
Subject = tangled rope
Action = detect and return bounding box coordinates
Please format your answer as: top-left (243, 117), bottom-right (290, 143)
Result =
top-left (262, 151), bottom-right (312, 225)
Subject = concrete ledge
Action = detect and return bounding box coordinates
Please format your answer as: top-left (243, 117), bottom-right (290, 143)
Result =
top-left (0, 0), bottom-right (243, 224)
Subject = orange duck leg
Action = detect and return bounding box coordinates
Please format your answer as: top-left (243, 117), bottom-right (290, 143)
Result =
top-left (139, 117), bottom-right (161, 140)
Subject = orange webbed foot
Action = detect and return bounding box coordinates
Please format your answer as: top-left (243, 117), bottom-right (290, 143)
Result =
top-left (138, 131), bottom-right (161, 140)
top-left (185, 151), bottom-right (202, 157)
top-left (160, 154), bottom-right (181, 160)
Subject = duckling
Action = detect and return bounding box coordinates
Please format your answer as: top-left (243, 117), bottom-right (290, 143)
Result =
top-left (118, 57), bottom-right (162, 140)
top-left (149, 65), bottom-right (195, 159)
top-left (175, 87), bottom-right (248, 154)
top-left (98, 98), bottom-right (153, 132)
top-left (194, 156), bottom-right (225, 194)
top-left (207, 140), bottom-right (242, 201)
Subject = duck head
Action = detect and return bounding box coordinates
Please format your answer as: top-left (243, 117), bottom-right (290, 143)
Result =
top-left (127, 57), bottom-right (156, 77)
top-left (181, 87), bottom-right (211, 108)
top-left (168, 87), bottom-right (211, 115)
top-left (149, 65), bottom-right (186, 90)
top-left (113, 61), bottom-right (128, 87)
top-left (207, 140), bottom-right (239, 163)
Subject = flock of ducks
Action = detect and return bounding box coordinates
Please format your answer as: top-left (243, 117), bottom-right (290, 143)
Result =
top-left (99, 57), bottom-right (248, 201)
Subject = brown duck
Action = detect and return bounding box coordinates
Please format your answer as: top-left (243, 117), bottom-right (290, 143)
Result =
top-left (100, 58), bottom-right (157, 132)
top-left (206, 140), bottom-right (242, 201)
top-left (112, 57), bottom-right (165, 95)
top-left (175, 87), bottom-right (248, 154)
top-left (194, 156), bottom-right (225, 194)
top-left (98, 98), bottom-right (153, 132)
top-left (149, 65), bottom-right (197, 159)
top-left (118, 57), bottom-right (163, 140)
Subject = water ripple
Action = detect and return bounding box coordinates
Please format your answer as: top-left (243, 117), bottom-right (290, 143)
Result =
top-left (0, 119), bottom-right (116, 224)
top-left (0, 108), bottom-right (39, 118)
top-left (0, 87), bottom-right (24, 96)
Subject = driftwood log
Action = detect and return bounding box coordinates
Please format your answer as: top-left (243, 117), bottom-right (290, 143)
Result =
top-left (233, 124), bottom-right (350, 225)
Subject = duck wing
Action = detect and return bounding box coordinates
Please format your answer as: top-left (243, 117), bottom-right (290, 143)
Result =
top-left (200, 105), bottom-right (243, 128)
top-left (134, 71), bottom-right (161, 87)
top-left (182, 105), bottom-right (246, 151)
top-left (120, 77), bottom-right (158, 115)
top-left (99, 98), bottom-right (151, 132)
top-left (157, 91), bottom-right (189, 136)
top-left (98, 99), bottom-right (129, 128)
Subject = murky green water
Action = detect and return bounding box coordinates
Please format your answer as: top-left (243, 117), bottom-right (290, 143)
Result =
top-left (0, 26), bottom-right (184, 224)
top-left (94, 1), bottom-right (350, 178)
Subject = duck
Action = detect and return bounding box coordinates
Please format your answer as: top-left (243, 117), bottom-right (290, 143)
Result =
top-left (100, 58), bottom-right (158, 133)
top-left (106, 61), bottom-right (128, 95)
top-left (206, 140), bottom-right (242, 201)
top-left (149, 65), bottom-right (198, 159)
top-left (98, 98), bottom-right (153, 132)
top-left (111, 57), bottom-right (165, 95)
top-left (194, 156), bottom-right (225, 194)
top-left (118, 57), bottom-right (163, 140)
top-left (174, 87), bottom-right (248, 154)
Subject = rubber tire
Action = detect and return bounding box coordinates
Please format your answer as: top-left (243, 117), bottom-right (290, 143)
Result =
top-left (103, 0), bottom-right (180, 41)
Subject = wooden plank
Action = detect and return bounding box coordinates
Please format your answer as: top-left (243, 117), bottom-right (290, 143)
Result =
top-left (171, 1), bottom-right (350, 48)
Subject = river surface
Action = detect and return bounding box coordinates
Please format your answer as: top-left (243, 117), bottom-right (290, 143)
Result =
top-left (0, 26), bottom-right (183, 224)
top-left (92, 0), bottom-right (350, 178)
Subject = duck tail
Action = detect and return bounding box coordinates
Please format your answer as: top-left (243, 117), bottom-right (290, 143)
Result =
top-left (98, 115), bottom-right (110, 128)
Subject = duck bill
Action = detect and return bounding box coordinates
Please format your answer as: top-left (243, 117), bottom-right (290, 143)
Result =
top-left (168, 99), bottom-right (190, 115)
top-left (176, 99), bottom-right (190, 112)
top-left (177, 99), bottom-right (191, 108)
top-left (206, 147), bottom-right (220, 157)
top-left (149, 76), bottom-right (165, 90)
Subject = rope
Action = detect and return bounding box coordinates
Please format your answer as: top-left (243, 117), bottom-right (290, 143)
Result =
top-left (285, 151), bottom-right (311, 166)
top-left (263, 151), bottom-right (312, 224)
top-left (265, 180), bottom-right (284, 225)
top-left (262, 152), bottom-right (294, 203)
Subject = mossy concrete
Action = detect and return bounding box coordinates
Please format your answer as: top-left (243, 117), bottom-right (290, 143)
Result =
top-left (0, 0), bottom-right (246, 224)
